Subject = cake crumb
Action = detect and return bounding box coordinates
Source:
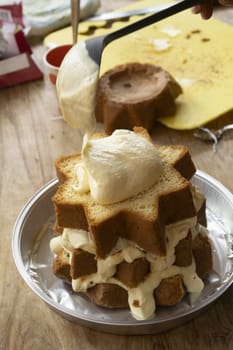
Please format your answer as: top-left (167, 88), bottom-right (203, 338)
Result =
top-left (133, 300), bottom-right (140, 307)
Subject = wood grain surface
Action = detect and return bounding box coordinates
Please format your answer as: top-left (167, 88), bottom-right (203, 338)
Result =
top-left (0, 1), bottom-right (233, 349)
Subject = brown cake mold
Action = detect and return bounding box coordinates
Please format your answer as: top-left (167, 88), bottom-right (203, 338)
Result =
top-left (95, 63), bottom-right (182, 134)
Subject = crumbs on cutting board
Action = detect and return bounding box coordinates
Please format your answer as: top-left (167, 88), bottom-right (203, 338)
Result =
top-left (149, 38), bottom-right (171, 52)
top-left (147, 24), bottom-right (182, 52)
top-left (159, 24), bottom-right (181, 37)
top-left (185, 29), bottom-right (211, 42)
top-left (148, 25), bottom-right (211, 53)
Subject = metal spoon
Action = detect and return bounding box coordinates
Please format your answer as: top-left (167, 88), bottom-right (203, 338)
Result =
top-left (214, 124), bottom-right (233, 140)
top-left (194, 124), bottom-right (233, 152)
top-left (71, 0), bottom-right (80, 45)
top-left (84, 0), bottom-right (202, 65)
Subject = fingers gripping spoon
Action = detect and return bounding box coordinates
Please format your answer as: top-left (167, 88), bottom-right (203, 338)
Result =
top-left (85, 0), bottom-right (202, 65)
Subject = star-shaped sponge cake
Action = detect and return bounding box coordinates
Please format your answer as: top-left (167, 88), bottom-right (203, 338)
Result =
top-left (53, 128), bottom-right (196, 259)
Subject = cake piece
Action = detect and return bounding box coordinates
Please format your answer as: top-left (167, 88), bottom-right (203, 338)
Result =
top-left (87, 283), bottom-right (128, 309)
top-left (193, 233), bottom-right (213, 279)
top-left (50, 128), bottom-right (212, 320)
top-left (154, 275), bottom-right (185, 306)
top-left (115, 258), bottom-right (150, 288)
top-left (175, 231), bottom-right (193, 267)
top-left (95, 63), bottom-right (182, 134)
top-left (53, 153), bottom-right (196, 259)
top-left (53, 129), bottom-right (196, 259)
top-left (52, 249), bottom-right (71, 282)
top-left (71, 249), bottom-right (97, 279)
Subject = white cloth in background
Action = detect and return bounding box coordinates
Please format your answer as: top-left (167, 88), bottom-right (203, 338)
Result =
top-left (0, 0), bottom-right (100, 36)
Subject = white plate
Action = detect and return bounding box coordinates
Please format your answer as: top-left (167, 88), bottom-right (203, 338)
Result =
top-left (12, 170), bottom-right (233, 334)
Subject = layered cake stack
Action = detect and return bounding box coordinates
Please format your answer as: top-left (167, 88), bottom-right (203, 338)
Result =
top-left (50, 127), bottom-right (212, 320)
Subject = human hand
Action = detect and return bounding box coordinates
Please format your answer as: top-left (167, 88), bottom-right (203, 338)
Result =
top-left (192, 0), bottom-right (233, 20)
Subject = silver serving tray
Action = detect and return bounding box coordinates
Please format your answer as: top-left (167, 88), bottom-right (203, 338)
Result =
top-left (12, 170), bottom-right (233, 335)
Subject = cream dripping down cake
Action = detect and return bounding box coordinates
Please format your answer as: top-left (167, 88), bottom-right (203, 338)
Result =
top-left (50, 41), bottom-right (212, 321)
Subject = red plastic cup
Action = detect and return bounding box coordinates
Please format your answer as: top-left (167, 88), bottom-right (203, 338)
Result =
top-left (43, 44), bottom-right (72, 85)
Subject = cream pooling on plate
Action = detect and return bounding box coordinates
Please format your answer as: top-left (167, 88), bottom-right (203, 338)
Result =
top-left (56, 41), bottom-right (163, 204)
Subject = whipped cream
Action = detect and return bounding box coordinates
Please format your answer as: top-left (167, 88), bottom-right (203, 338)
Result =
top-left (56, 41), bottom-right (99, 135)
top-left (74, 129), bottom-right (163, 204)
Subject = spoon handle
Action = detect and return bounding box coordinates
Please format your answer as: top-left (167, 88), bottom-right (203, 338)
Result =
top-left (71, 0), bottom-right (80, 45)
top-left (104, 0), bottom-right (202, 46)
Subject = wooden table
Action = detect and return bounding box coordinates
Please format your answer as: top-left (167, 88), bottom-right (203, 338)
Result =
top-left (1, 1), bottom-right (233, 349)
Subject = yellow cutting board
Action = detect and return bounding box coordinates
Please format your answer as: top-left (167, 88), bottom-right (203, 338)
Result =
top-left (44, 0), bottom-right (233, 130)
